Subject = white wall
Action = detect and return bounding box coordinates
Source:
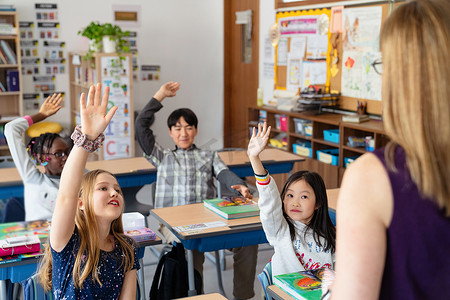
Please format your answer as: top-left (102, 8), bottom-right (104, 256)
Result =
top-left (5, 0), bottom-right (224, 151)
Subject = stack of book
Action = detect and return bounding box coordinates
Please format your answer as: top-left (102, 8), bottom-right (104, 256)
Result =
top-left (342, 114), bottom-right (370, 123)
top-left (203, 196), bottom-right (260, 219)
top-left (0, 40), bottom-right (17, 64)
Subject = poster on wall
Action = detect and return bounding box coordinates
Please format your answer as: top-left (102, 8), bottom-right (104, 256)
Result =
top-left (140, 65), bottom-right (160, 81)
top-left (101, 56), bottom-right (132, 160)
top-left (341, 6), bottom-right (382, 101)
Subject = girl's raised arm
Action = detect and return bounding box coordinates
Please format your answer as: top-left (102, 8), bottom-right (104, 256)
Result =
top-left (50, 83), bottom-right (117, 252)
top-left (247, 122), bottom-right (271, 175)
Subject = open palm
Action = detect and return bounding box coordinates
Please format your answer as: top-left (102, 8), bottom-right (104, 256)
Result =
top-left (247, 122), bottom-right (271, 158)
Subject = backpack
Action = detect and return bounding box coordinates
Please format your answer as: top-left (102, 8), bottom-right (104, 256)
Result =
top-left (149, 243), bottom-right (202, 300)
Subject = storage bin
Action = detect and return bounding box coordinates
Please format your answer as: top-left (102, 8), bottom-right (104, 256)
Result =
top-left (317, 149), bottom-right (339, 166)
top-left (293, 143), bottom-right (312, 157)
top-left (344, 156), bottom-right (359, 168)
top-left (304, 124), bottom-right (313, 136)
top-left (274, 114), bottom-right (287, 131)
top-left (293, 118), bottom-right (312, 135)
top-left (323, 129), bottom-right (340, 144)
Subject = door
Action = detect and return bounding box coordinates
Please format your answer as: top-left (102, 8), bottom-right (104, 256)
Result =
top-left (224, 0), bottom-right (259, 148)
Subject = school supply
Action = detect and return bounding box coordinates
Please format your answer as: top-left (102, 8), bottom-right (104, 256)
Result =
top-left (273, 268), bottom-right (326, 300)
top-left (124, 228), bottom-right (157, 242)
top-left (0, 236), bottom-right (40, 257)
top-left (203, 196), bottom-right (260, 219)
top-left (149, 243), bottom-right (202, 300)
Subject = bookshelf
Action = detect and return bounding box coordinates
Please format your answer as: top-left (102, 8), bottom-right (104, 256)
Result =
top-left (68, 52), bottom-right (135, 161)
top-left (0, 11), bottom-right (22, 157)
top-left (248, 106), bottom-right (389, 188)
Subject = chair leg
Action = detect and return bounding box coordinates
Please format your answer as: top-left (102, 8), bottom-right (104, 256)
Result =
top-left (138, 257), bottom-right (146, 300)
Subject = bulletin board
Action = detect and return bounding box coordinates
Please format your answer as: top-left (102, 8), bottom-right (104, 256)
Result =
top-left (274, 3), bottom-right (392, 115)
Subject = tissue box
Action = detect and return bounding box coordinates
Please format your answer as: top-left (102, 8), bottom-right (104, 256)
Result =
top-left (122, 212), bottom-right (146, 231)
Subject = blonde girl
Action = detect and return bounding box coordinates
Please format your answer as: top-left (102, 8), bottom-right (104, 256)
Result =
top-left (38, 83), bottom-right (139, 299)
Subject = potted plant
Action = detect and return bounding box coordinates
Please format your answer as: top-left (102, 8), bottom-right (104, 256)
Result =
top-left (77, 21), bottom-right (103, 53)
top-left (77, 22), bottom-right (130, 61)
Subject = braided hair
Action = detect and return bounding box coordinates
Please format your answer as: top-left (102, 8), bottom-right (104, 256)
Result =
top-left (27, 133), bottom-right (61, 165)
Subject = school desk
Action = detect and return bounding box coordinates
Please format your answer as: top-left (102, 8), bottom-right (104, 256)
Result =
top-left (0, 220), bottom-right (161, 300)
top-left (0, 157), bottom-right (156, 200)
top-left (150, 202), bottom-right (266, 297)
top-left (218, 148), bottom-right (304, 178)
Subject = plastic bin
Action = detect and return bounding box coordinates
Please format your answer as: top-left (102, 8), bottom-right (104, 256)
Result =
top-left (293, 118), bottom-right (312, 135)
top-left (293, 143), bottom-right (312, 157)
top-left (344, 156), bottom-right (359, 168)
top-left (323, 129), bottom-right (340, 144)
top-left (274, 114), bottom-right (287, 131)
top-left (317, 149), bottom-right (339, 166)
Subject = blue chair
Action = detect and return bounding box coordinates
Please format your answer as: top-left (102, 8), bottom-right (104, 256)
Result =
top-left (257, 261), bottom-right (273, 300)
top-left (21, 274), bottom-right (142, 300)
top-left (1, 196), bottom-right (25, 223)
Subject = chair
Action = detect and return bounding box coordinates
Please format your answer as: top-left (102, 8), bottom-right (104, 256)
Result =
top-left (1, 196), bottom-right (25, 223)
top-left (257, 261), bottom-right (273, 300)
top-left (21, 274), bottom-right (142, 300)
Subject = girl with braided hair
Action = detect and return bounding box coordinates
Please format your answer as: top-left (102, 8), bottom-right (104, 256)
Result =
top-left (5, 93), bottom-right (71, 221)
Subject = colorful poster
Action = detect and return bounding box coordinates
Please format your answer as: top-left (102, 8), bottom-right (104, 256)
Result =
top-left (101, 56), bottom-right (132, 160)
top-left (341, 6), bottom-right (382, 101)
top-left (279, 16), bottom-right (318, 35)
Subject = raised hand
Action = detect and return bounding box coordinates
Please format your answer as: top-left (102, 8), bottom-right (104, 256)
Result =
top-left (80, 83), bottom-right (117, 140)
top-left (39, 93), bottom-right (63, 117)
top-left (154, 81), bottom-right (180, 102)
top-left (247, 122), bottom-right (271, 158)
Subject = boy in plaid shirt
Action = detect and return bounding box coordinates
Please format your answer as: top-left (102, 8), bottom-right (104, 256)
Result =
top-left (135, 81), bottom-right (257, 299)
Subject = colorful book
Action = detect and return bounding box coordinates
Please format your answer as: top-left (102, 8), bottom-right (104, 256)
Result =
top-left (6, 70), bottom-right (19, 91)
top-left (0, 40), bottom-right (17, 64)
top-left (203, 196), bottom-right (260, 219)
top-left (124, 227), bottom-right (157, 243)
top-left (273, 268), bottom-right (326, 300)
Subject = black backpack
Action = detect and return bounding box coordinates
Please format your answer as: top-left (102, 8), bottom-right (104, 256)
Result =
top-left (150, 243), bottom-right (202, 300)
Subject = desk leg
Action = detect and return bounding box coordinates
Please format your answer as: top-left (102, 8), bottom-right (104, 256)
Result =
top-left (138, 257), bottom-right (146, 300)
top-left (186, 249), bottom-right (197, 296)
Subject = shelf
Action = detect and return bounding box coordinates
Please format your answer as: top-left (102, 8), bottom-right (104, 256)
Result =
top-left (342, 145), bottom-right (366, 154)
top-left (0, 64), bottom-right (19, 68)
top-left (0, 145), bottom-right (8, 150)
top-left (0, 35), bottom-right (16, 39)
top-left (0, 92), bottom-right (20, 96)
top-left (289, 132), bottom-right (312, 140)
top-left (313, 139), bottom-right (339, 148)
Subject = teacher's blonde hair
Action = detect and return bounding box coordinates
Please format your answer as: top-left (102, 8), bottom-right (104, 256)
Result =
top-left (381, 0), bottom-right (450, 215)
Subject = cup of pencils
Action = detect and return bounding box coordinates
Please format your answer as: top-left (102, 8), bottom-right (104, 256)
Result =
top-left (357, 100), bottom-right (367, 115)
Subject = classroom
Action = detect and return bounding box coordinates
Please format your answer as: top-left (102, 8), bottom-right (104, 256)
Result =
top-left (0, 0), bottom-right (448, 299)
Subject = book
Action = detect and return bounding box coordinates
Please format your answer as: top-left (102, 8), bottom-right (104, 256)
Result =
top-left (342, 114), bottom-right (370, 123)
top-left (273, 268), bottom-right (326, 300)
top-left (0, 80), bottom-right (6, 92)
top-left (0, 236), bottom-right (41, 257)
top-left (203, 196), bottom-right (260, 219)
top-left (124, 227), bottom-right (157, 242)
top-left (0, 40), bottom-right (17, 64)
top-left (6, 70), bottom-right (19, 91)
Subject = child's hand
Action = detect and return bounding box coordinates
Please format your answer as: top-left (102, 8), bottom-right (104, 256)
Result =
top-left (247, 122), bottom-right (271, 158)
top-left (154, 81), bottom-right (180, 101)
top-left (39, 93), bottom-right (63, 117)
top-left (80, 83), bottom-right (117, 140)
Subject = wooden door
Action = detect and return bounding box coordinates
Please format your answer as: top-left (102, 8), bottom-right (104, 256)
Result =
top-left (224, 0), bottom-right (259, 148)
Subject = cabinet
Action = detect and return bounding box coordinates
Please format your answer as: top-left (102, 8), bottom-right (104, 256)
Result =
top-left (68, 52), bottom-right (134, 161)
top-left (249, 106), bottom-right (389, 188)
top-left (0, 11), bottom-right (23, 157)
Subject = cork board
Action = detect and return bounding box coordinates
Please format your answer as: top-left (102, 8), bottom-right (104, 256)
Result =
top-left (274, 3), bottom-right (392, 115)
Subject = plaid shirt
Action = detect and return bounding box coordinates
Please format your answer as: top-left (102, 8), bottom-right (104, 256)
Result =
top-left (145, 143), bottom-right (228, 208)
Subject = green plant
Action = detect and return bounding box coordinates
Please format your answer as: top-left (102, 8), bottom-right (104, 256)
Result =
top-left (77, 22), bottom-right (130, 62)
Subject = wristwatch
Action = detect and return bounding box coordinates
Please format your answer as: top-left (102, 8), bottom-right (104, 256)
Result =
top-left (71, 125), bottom-right (105, 153)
